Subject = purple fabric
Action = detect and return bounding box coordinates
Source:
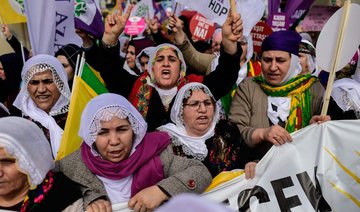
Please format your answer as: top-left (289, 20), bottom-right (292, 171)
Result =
top-left (74, 7), bottom-right (104, 39)
top-left (285, 0), bottom-right (315, 26)
top-left (81, 131), bottom-right (171, 196)
top-left (261, 30), bottom-right (302, 56)
top-left (129, 38), bottom-right (156, 56)
top-left (284, 0), bottom-right (303, 16)
top-left (267, 0), bottom-right (281, 26)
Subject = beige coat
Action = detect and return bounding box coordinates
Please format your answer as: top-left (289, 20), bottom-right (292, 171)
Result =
top-left (229, 78), bottom-right (324, 156)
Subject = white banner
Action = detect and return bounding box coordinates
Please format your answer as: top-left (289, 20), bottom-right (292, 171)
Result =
top-left (111, 120), bottom-right (360, 211)
top-left (174, 0), bottom-right (265, 36)
top-left (24, 0), bottom-right (81, 55)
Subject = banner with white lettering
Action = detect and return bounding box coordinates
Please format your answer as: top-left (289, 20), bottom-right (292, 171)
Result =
top-left (174, 0), bottom-right (265, 36)
top-left (111, 120), bottom-right (360, 211)
top-left (267, 0), bottom-right (315, 29)
top-left (24, 0), bottom-right (81, 55)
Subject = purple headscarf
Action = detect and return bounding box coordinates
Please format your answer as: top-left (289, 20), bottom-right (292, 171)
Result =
top-left (261, 30), bottom-right (302, 56)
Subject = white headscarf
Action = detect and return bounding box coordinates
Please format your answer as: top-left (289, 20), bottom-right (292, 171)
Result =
top-left (13, 54), bottom-right (70, 158)
top-left (78, 93), bottom-right (147, 155)
top-left (135, 46), bottom-right (156, 72)
top-left (158, 83), bottom-right (220, 160)
top-left (0, 116), bottom-right (54, 189)
top-left (147, 43), bottom-right (187, 107)
top-left (78, 93), bottom-right (148, 203)
top-left (331, 56), bottom-right (360, 117)
top-left (300, 39), bottom-right (320, 77)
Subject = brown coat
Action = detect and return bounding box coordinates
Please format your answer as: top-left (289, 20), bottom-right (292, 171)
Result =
top-left (229, 78), bottom-right (324, 156)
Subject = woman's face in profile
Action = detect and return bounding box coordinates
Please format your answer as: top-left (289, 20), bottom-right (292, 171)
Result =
top-left (0, 148), bottom-right (30, 201)
top-left (95, 116), bottom-right (134, 163)
top-left (0, 62), bottom-right (6, 80)
top-left (56, 55), bottom-right (74, 81)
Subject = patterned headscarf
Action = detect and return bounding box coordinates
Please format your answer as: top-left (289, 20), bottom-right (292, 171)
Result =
top-left (147, 43), bottom-right (187, 88)
top-left (0, 117), bottom-right (54, 189)
top-left (13, 54), bottom-right (70, 158)
top-left (79, 93), bottom-right (147, 155)
top-left (299, 39), bottom-right (319, 76)
top-left (331, 54), bottom-right (360, 118)
top-left (158, 82), bottom-right (220, 160)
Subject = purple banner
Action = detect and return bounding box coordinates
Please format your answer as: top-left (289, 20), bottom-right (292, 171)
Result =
top-left (267, 0), bottom-right (315, 29)
top-left (286, 0), bottom-right (315, 27)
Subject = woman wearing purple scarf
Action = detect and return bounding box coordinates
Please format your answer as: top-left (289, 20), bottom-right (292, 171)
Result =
top-left (56, 93), bottom-right (211, 212)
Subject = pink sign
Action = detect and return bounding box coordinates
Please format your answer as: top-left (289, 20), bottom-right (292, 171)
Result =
top-left (124, 16), bottom-right (146, 36)
top-left (302, 5), bottom-right (339, 31)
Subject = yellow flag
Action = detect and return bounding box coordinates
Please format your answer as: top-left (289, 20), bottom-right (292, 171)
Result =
top-left (0, 0), bottom-right (26, 24)
top-left (56, 62), bottom-right (108, 160)
top-left (56, 77), bottom-right (97, 160)
top-left (205, 170), bottom-right (244, 192)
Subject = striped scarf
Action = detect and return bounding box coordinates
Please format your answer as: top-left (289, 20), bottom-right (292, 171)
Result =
top-left (254, 74), bottom-right (317, 133)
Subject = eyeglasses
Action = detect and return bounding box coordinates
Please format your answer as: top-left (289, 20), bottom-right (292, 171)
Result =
top-left (184, 99), bottom-right (214, 110)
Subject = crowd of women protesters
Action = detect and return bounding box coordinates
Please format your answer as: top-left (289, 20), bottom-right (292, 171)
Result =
top-left (1, 3), bottom-right (359, 211)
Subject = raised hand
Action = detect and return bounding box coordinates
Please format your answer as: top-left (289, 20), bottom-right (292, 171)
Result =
top-left (145, 18), bottom-right (159, 34)
top-left (75, 28), bottom-right (93, 48)
top-left (103, 3), bottom-right (133, 46)
top-left (168, 15), bottom-right (186, 45)
top-left (221, 11), bottom-right (243, 55)
top-left (1, 24), bottom-right (13, 40)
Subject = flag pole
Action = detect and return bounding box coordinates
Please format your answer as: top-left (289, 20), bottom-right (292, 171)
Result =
top-left (78, 51), bottom-right (86, 77)
top-left (320, 0), bottom-right (351, 116)
top-left (173, 3), bottom-right (178, 15)
top-left (71, 54), bottom-right (81, 95)
top-left (229, 0), bottom-right (236, 16)
top-left (20, 41), bottom-right (26, 64)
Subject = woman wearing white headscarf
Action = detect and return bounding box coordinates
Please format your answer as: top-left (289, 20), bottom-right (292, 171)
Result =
top-left (158, 83), bottom-right (247, 177)
top-left (328, 55), bottom-right (360, 120)
top-left (84, 6), bottom-right (243, 131)
top-left (0, 117), bottom-right (82, 211)
top-left (56, 93), bottom-right (212, 211)
top-left (299, 39), bottom-right (320, 77)
top-left (13, 54), bottom-right (71, 158)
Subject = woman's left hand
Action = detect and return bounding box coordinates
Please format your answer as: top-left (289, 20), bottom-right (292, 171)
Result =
top-left (128, 185), bottom-right (169, 212)
top-left (244, 161), bottom-right (257, 179)
top-left (309, 115), bottom-right (331, 125)
top-left (221, 12), bottom-right (243, 55)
